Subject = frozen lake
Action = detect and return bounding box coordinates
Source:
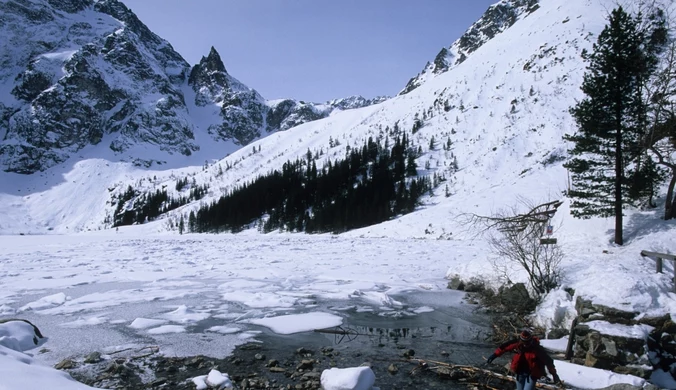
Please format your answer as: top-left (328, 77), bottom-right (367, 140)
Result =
top-left (0, 233), bottom-right (491, 365)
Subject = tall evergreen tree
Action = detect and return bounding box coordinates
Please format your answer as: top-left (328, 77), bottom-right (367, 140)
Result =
top-left (564, 7), bottom-right (657, 245)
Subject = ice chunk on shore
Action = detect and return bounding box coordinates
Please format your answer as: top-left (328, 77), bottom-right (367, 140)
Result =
top-left (321, 366), bottom-right (378, 390)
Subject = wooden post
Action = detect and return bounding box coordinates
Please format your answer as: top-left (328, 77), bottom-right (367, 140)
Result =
top-left (565, 316), bottom-right (579, 360)
top-left (641, 250), bottom-right (676, 291)
top-left (673, 259), bottom-right (676, 293)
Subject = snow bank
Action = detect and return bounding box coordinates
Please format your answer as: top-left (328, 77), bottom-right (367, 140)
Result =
top-left (0, 320), bottom-right (46, 352)
top-left (0, 321), bottom-right (96, 389)
top-left (0, 345), bottom-right (98, 390)
top-left (320, 366), bottom-right (377, 390)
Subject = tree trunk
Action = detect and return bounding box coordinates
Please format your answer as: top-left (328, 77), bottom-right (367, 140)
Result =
top-left (615, 124), bottom-right (623, 245)
top-left (666, 171), bottom-right (676, 220)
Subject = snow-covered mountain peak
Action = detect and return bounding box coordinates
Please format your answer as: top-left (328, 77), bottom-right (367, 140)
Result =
top-left (400, 0), bottom-right (540, 95)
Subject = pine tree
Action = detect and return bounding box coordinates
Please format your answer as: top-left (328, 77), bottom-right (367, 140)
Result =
top-left (564, 7), bottom-right (657, 245)
top-left (406, 155), bottom-right (417, 177)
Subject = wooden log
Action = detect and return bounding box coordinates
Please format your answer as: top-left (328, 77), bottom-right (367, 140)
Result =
top-left (640, 250), bottom-right (676, 261)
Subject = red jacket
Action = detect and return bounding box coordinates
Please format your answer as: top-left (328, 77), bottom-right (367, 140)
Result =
top-left (493, 338), bottom-right (557, 379)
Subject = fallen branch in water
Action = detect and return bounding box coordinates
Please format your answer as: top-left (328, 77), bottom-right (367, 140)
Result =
top-left (129, 346), bottom-right (160, 360)
top-left (108, 345), bottom-right (160, 360)
top-left (407, 357), bottom-right (566, 390)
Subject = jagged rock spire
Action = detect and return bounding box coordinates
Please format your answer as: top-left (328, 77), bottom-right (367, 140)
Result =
top-left (189, 46), bottom-right (228, 87)
top-left (204, 46), bottom-right (227, 73)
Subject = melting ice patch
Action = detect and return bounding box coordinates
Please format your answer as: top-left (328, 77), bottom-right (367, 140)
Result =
top-left (245, 312), bottom-right (343, 335)
top-left (60, 315), bottom-right (108, 328)
top-left (350, 290), bottom-right (402, 308)
top-left (19, 292), bottom-right (67, 312)
top-left (206, 326), bottom-right (241, 334)
top-left (147, 325), bottom-right (186, 334)
top-left (221, 291), bottom-right (297, 308)
top-left (129, 318), bottom-right (168, 329)
top-left (412, 306), bottom-right (434, 314)
top-left (162, 305), bottom-right (210, 323)
top-left (237, 330), bottom-right (262, 340)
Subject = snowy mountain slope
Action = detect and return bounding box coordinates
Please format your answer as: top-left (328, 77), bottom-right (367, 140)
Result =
top-left (120, 0), bottom-right (609, 234)
top-left (0, 0), bottom-right (388, 174)
top-left (88, 0), bottom-right (675, 323)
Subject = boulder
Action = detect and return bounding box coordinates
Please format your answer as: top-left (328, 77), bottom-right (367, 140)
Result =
top-left (446, 275), bottom-right (465, 290)
top-left (498, 283), bottom-right (535, 314)
top-left (547, 327), bottom-right (569, 339)
top-left (575, 297), bottom-right (638, 324)
top-left (464, 278), bottom-right (486, 293)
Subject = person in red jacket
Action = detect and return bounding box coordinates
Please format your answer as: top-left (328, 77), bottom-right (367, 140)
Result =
top-left (486, 329), bottom-right (561, 390)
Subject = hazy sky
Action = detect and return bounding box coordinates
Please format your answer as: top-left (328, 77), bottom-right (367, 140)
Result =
top-left (120, 0), bottom-right (497, 102)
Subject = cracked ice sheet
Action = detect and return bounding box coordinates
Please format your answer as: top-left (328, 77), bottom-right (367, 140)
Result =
top-left (0, 234), bottom-right (457, 364)
top-left (36, 287), bottom-right (205, 315)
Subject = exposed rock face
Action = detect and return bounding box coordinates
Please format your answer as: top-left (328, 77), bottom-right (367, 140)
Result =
top-left (0, 0), bottom-right (196, 173)
top-left (188, 47), bottom-right (268, 146)
top-left (400, 0), bottom-right (540, 95)
top-left (266, 95), bottom-right (388, 133)
top-left (266, 99), bottom-right (324, 132)
top-left (325, 95), bottom-right (388, 111)
top-left (187, 45), bottom-right (389, 145)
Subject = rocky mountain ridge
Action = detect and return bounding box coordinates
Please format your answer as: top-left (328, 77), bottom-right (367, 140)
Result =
top-left (0, 0), bottom-right (386, 174)
top-left (400, 0), bottom-right (540, 95)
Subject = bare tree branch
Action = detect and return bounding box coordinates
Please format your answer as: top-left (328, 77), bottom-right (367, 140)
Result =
top-left (463, 198), bottom-right (564, 296)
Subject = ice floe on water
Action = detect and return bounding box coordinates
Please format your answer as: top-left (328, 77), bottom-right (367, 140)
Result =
top-left (245, 312), bottom-right (343, 335)
top-left (128, 318), bottom-right (168, 329)
top-left (205, 326), bottom-right (241, 334)
top-left (147, 325), bottom-right (187, 334)
top-left (162, 304), bottom-right (211, 323)
top-left (19, 292), bottom-right (68, 312)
